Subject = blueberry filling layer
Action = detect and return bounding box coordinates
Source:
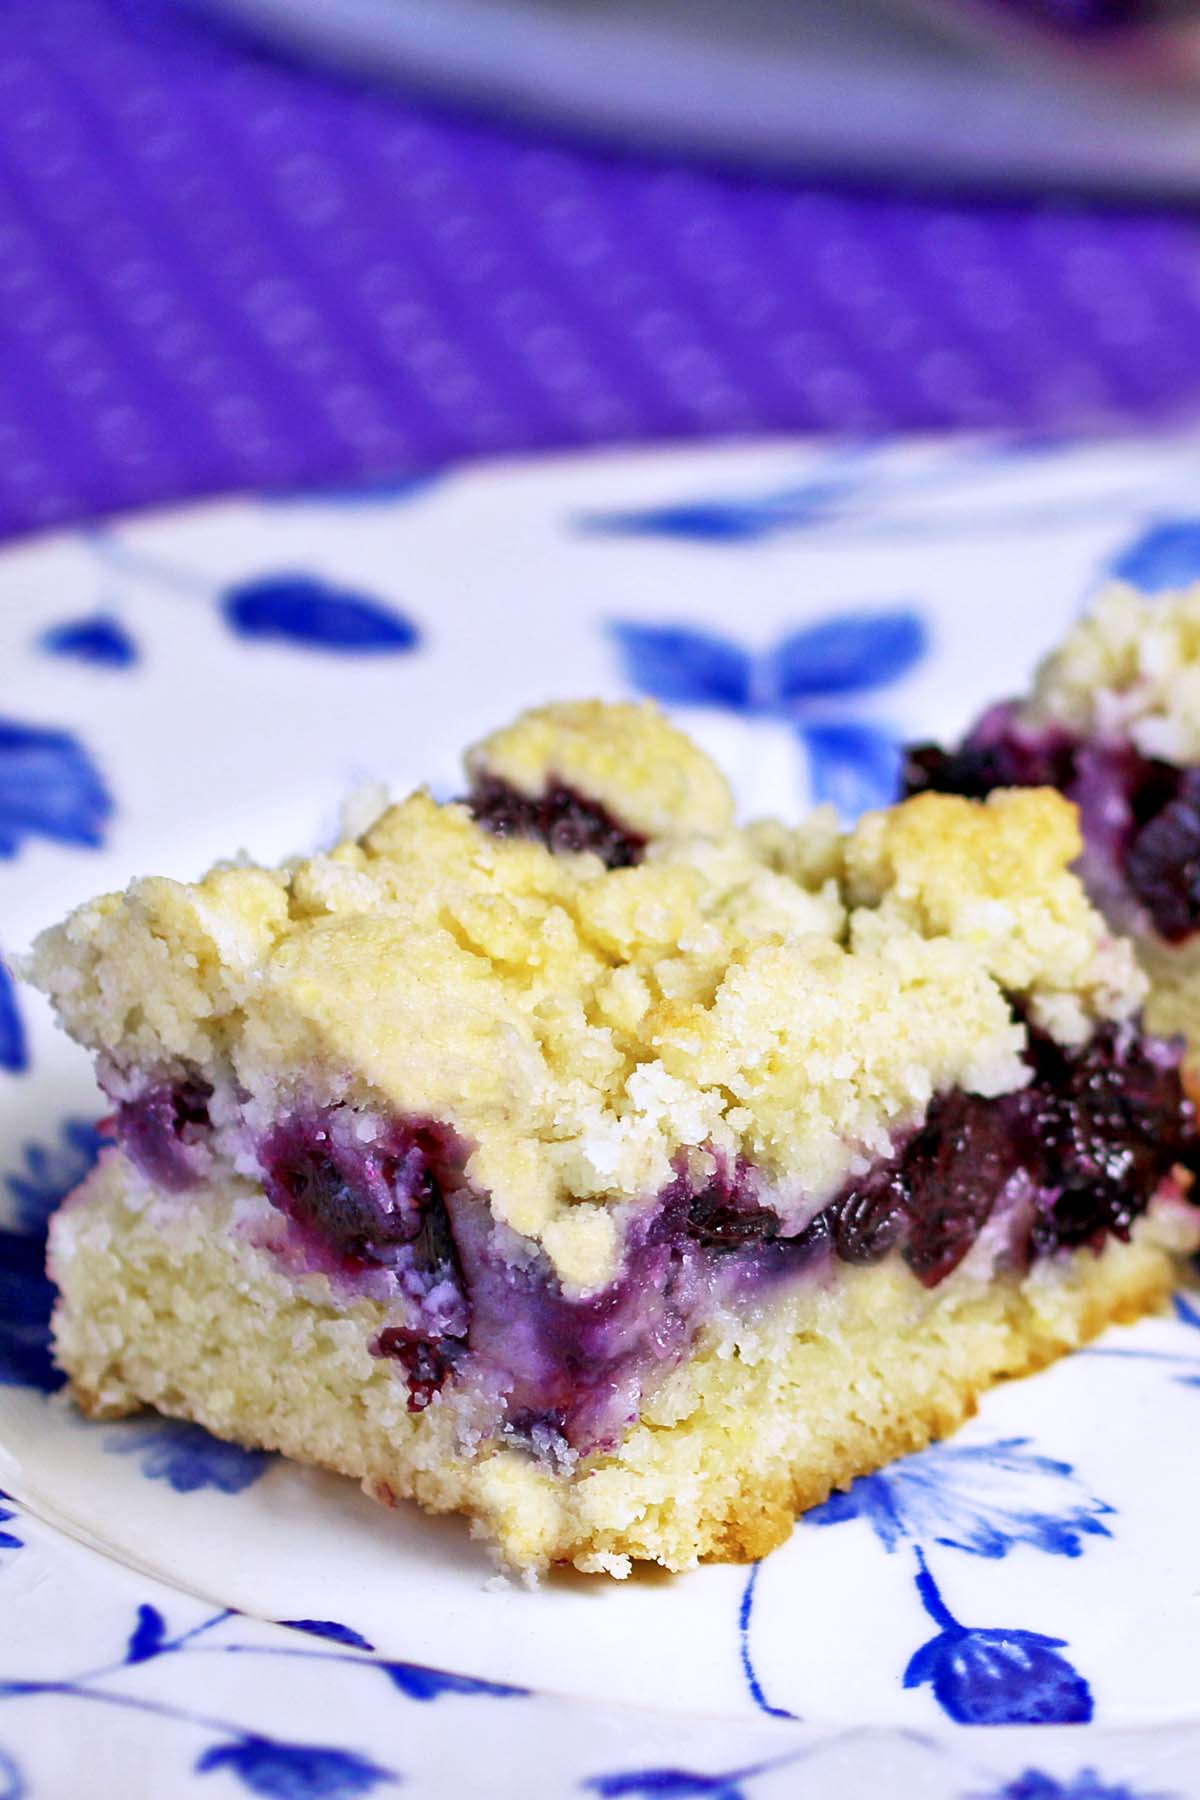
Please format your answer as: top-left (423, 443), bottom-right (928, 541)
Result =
top-left (904, 703), bottom-right (1200, 943)
top-left (467, 773), bottom-right (646, 869)
top-left (115, 1080), bottom-right (213, 1192)
top-left (110, 1020), bottom-right (1198, 1456)
top-left (257, 1112), bottom-right (463, 1280)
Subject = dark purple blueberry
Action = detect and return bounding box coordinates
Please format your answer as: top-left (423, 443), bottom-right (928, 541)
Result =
top-left (1126, 770), bottom-right (1200, 942)
top-left (257, 1111), bottom-right (462, 1278)
top-left (467, 774), bottom-right (646, 869)
top-left (902, 1092), bottom-right (1019, 1287)
top-left (372, 1326), bottom-right (464, 1412)
top-left (116, 1078), bottom-right (213, 1191)
top-left (1018, 1021), bottom-right (1197, 1255)
top-left (828, 1164), bottom-right (909, 1265)
top-left (686, 1164), bottom-right (781, 1249)
top-left (902, 706), bottom-right (1076, 804)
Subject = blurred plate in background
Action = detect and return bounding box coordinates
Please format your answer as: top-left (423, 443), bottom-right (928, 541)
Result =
top-left (192, 0), bottom-right (1200, 193)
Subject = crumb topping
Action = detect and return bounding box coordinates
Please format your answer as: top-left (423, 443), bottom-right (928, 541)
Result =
top-left (465, 699), bottom-right (735, 840)
top-left (27, 700), bottom-right (1144, 1288)
top-left (1029, 582), bottom-right (1200, 764)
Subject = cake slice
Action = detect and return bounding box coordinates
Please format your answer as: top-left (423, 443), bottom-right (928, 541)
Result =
top-left (26, 700), bottom-right (1200, 1577)
top-left (905, 582), bottom-right (1200, 1050)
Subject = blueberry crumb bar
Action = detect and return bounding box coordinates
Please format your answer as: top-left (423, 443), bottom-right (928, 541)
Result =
top-left (26, 699), bottom-right (1200, 1576)
top-left (905, 582), bottom-right (1200, 1052)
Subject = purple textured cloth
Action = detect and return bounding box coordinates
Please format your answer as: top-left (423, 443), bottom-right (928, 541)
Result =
top-left (2, 0), bottom-right (1200, 541)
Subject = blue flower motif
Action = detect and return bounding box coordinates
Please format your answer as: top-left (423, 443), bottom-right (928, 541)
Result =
top-left (610, 612), bottom-right (926, 817)
top-left (196, 1736), bottom-right (394, 1798)
top-left (806, 1437), bottom-right (1113, 1559)
top-left (1, 1118), bottom-right (106, 1392)
top-left (106, 1419), bottom-right (270, 1495)
top-left (223, 576), bottom-right (419, 654)
top-left (0, 965), bottom-right (25, 1074)
top-left (37, 614), bottom-right (138, 667)
top-left (972, 1772), bottom-right (1171, 1800)
top-left (280, 1620), bottom-right (375, 1652)
top-left (381, 1661), bottom-right (526, 1701)
top-left (905, 1625), bottom-right (1093, 1725)
top-left (903, 1550), bottom-right (1092, 1725)
top-left (0, 718), bottom-right (113, 857)
top-left (1109, 520), bottom-right (1200, 593)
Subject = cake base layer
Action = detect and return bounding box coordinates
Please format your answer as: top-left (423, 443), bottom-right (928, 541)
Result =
top-left (51, 1154), bottom-right (1200, 1577)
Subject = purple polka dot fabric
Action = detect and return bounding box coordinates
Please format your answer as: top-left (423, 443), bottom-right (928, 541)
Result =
top-left (2, 0), bottom-right (1200, 541)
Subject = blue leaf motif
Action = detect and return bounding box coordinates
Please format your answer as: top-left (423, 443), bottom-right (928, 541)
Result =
top-left (0, 966), bottom-right (25, 1074)
top-left (107, 1419), bottom-right (270, 1494)
top-left (292, 472), bottom-right (441, 508)
top-left (609, 624), bottom-right (752, 708)
top-left (801, 720), bottom-right (900, 817)
top-left (1172, 1292), bottom-right (1200, 1332)
top-left (196, 1736), bottom-right (394, 1799)
top-left (805, 1437), bottom-right (1113, 1558)
top-left (382, 1661), bottom-right (526, 1701)
top-left (974, 1771), bottom-right (1172, 1800)
top-left (0, 1232), bottom-right (62, 1392)
top-left (223, 576), bottom-right (419, 655)
top-left (0, 1749), bottom-right (24, 1800)
top-left (0, 718), bottom-right (113, 857)
top-left (6, 1118), bottom-right (107, 1234)
top-left (610, 610), bottom-right (927, 821)
top-left (280, 1620), bottom-right (375, 1652)
top-left (904, 1625), bottom-right (1093, 1724)
top-left (1109, 520), bottom-right (1200, 593)
top-left (581, 478), bottom-right (856, 543)
top-left (585, 1772), bottom-right (751, 1800)
top-left (768, 611), bottom-right (927, 699)
top-left (37, 614), bottom-right (138, 668)
top-left (1, 1118), bottom-right (107, 1393)
top-left (0, 1500), bottom-right (23, 1557)
top-left (126, 1604), bottom-right (168, 1665)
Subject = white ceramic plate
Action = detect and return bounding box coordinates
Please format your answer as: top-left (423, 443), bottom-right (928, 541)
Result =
top-left (5, 434), bottom-right (1200, 1797)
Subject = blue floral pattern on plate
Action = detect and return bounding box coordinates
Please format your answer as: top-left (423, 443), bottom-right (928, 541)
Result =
top-left (4, 436), bottom-right (1200, 1795)
top-left (0, 1119), bottom-right (105, 1392)
top-left (37, 615), bottom-right (138, 668)
top-left (611, 612), bottom-right (926, 815)
top-left (0, 719), bottom-right (112, 859)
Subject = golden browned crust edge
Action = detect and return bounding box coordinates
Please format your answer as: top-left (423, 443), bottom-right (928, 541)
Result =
top-left (688, 1253), bottom-right (1176, 1568)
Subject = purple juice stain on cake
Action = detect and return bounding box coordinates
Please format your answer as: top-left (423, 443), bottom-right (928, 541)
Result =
top-left (115, 1079), bottom-right (213, 1191)
top-left (258, 1111), bottom-right (461, 1271)
top-left (372, 1326), bottom-right (465, 1413)
top-left (257, 1109), bottom-right (470, 1411)
top-left (255, 1017), bottom-right (1199, 1459)
top-left (904, 704), bottom-right (1200, 943)
top-left (467, 773), bottom-right (646, 869)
